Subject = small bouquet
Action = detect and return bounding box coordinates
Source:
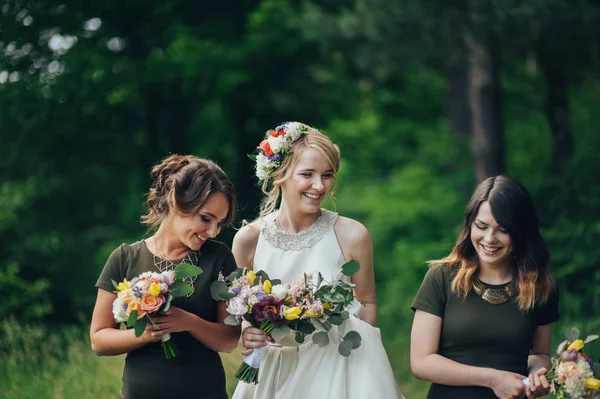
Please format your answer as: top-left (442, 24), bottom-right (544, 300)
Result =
top-left (112, 263), bottom-right (203, 359)
top-left (524, 327), bottom-right (600, 398)
top-left (210, 260), bottom-right (363, 384)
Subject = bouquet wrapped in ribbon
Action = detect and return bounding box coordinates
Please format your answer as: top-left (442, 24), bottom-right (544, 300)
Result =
top-left (210, 261), bottom-right (363, 384)
top-left (524, 327), bottom-right (600, 398)
top-left (112, 263), bottom-right (203, 359)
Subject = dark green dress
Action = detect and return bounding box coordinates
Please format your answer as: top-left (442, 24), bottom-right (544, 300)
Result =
top-left (411, 265), bottom-right (559, 399)
top-left (96, 240), bottom-right (237, 399)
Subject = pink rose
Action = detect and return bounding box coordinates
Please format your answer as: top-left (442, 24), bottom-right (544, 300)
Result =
top-left (140, 294), bottom-right (165, 314)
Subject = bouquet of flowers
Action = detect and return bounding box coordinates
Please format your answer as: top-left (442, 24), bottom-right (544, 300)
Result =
top-left (524, 327), bottom-right (600, 398)
top-left (210, 260), bottom-right (363, 384)
top-left (112, 263), bottom-right (203, 359)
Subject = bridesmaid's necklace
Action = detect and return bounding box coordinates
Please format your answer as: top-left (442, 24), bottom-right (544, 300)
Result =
top-left (472, 278), bottom-right (516, 305)
top-left (152, 236), bottom-right (200, 297)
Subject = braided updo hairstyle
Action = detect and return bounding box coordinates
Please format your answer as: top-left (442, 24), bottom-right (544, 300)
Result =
top-left (142, 154), bottom-right (236, 229)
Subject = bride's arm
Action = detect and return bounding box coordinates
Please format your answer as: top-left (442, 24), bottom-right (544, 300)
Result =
top-left (335, 217), bottom-right (377, 326)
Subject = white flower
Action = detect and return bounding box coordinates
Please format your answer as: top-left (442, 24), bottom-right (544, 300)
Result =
top-left (256, 153), bottom-right (277, 180)
top-left (226, 297), bottom-right (248, 316)
top-left (112, 298), bottom-right (128, 322)
top-left (247, 294), bottom-right (260, 306)
top-left (271, 284), bottom-right (289, 300)
top-left (284, 122), bottom-right (304, 141)
top-left (268, 135), bottom-right (288, 153)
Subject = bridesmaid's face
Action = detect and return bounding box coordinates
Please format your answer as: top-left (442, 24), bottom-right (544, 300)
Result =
top-left (470, 201), bottom-right (513, 271)
top-left (281, 148), bottom-right (334, 214)
top-left (170, 191), bottom-right (230, 251)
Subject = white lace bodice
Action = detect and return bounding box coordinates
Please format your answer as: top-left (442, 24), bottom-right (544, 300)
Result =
top-left (253, 209), bottom-right (346, 283)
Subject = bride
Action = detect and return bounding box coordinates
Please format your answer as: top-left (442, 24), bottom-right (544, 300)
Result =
top-left (231, 122), bottom-right (404, 399)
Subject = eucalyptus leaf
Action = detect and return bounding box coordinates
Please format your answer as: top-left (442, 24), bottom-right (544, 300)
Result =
top-left (344, 330), bottom-right (362, 349)
top-left (224, 314), bottom-right (240, 326)
top-left (134, 318), bottom-right (146, 337)
top-left (271, 326), bottom-right (291, 343)
top-left (584, 335), bottom-right (599, 344)
top-left (228, 268), bottom-right (244, 281)
top-left (271, 279), bottom-right (281, 285)
top-left (340, 311), bottom-right (350, 320)
top-left (338, 340), bottom-right (353, 357)
top-left (170, 281), bottom-right (194, 298)
top-left (295, 333), bottom-right (305, 344)
top-left (312, 331), bottom-right (330, 347)
top-left (341, 260), bottom-right (360, 277)
top-left (255, 270), bottom-right (270, 283)
top-left (328, 315), bottom-right (343, 326)
top-left (299, 322), bottom-right (316, 335)
top-left (210, 281), bottom-right (230, 301)
top-left (565, 327), bottom-right (580, 342)
top-left (127, 310), bottom-right (138, 328)
top-left (175, 263), bottom-right (203, 279)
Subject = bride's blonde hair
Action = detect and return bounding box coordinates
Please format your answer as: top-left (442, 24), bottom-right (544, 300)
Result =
top-left (259, 124), bottom-right (340, 217)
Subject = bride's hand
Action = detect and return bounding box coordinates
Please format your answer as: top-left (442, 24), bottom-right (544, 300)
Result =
top-left (241, 326), bottom-right (270, 356)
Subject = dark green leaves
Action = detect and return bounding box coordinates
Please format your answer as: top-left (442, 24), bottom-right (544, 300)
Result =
top-left (312, 331), bottom-right (330, 347)
top-left (210, 281), bottom-right (235, 301)
top-left (174, 263), bottom-right (203, 279)
top-left (341, 260), bottom-right (360, 277)
top-left (170, 280), bottom-right (194, 298)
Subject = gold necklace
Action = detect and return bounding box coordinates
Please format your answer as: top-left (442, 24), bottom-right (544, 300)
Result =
top-left (472, 279), bottom-right (516, 305)
top-left (152, 236), bottom-right (200, 297)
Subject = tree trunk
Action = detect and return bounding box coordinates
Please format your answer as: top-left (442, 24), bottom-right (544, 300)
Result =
top-left (467, 34), bottom-right (505, 183)
top-left (541, 60), bottom-right (572, 173)
top-left (448, 60), bottom-right (471, 135)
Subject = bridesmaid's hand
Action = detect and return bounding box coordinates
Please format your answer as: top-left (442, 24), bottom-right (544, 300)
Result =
top-left (241, 326), bottom-right (270, 356)
top-left (525, 367), bottom-right (550, 398)
top-left (148, 306), bottom-right (193, 335)
top-left (489, 369), bottom-right (528, 399)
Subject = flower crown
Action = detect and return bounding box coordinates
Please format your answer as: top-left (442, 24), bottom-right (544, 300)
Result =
top-left (249, 122), bottom-right (308, 182)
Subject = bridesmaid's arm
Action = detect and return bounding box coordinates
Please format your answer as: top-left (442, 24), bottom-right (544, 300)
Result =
top-left (90, 289), bottom-right (160, 356)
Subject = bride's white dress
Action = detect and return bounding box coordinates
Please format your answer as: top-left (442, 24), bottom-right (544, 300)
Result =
top-left (232, 209), bottom-right (404, 399)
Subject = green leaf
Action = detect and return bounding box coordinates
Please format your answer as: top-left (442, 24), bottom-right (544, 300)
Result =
top-left (224, 314), bottom-right (241, 326)
top-left (170, 280), bottom-right (194, 298)
top-left (175, 263), bottom-right (203, 279)
top-left (134, 318), bottom-right (146, 337)
top-left (271, 279), bottom-right (281, 285)
top-left (310, 317), bottom-right (328, 332)
top-left (565, 327), bottom-right (580, 342)
top-left (299, 321), bottom-right (316, 335)
top-left (255, 270), bottom-right (270, 283)
top-left (295, 333), bottom-right (305, 344)
top-left (584, 335), bottom-right (599, 344)
top-left (338, 340), bottom-right (353, 356)
top-left (127, 310), bottom-right (138, 328)
top-left (328, 314), bottom-right (343, 326)
top-left (340, 311), bottom-right (350, 320)
top-left (247, 154), bottom-right (257, 161)
top-left (271, 326), bottom-right (291, 343)
top-left (312, 331), bottom-right (330, 347)
top-left (162, 293), bottom-right (173, 313)
top-left (111, 279), bottom-right (119, 290)
top-left (344, 330), bottom-right (362, 349)
top-left (210, 281), bottom-right (230, 301)
top-left (341, 260), bottom-right (360, 277)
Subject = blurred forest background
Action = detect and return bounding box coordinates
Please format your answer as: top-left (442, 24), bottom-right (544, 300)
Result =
top-left (1, 0), bottom-right (600, 397)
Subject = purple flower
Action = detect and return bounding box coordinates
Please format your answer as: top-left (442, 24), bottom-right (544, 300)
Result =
top-left (231, 287), bottom-right (241, 295)
top-left (132, 286), bottom-right (143, 298)
top-left (252, 296), bottom-right (285, 327)
top-left (255, 292), bottom-right (267, 301)
top-left (275, 124), bottom-right (286, 131)
top-left (268, 153), bottom-right (282, 162)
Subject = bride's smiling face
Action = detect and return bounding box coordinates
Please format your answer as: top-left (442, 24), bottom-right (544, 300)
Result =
top-left (281, 148), bottom-right (334, 214)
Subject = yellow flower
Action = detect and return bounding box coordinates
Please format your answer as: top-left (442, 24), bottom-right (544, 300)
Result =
top-left (284, 307), bottom-right (302, 320)
top-left (586, 378), bottom-right (600, 390)
top-left (304, 309), bottom-right (323, 318)
top-left (149, 282), bottom-right (161, 297)
top-left (117, 278), bottom-right (131, 291)
top-left (247, 270), bottom-right (256, 287)
top-left (322, 302), bottom-right (333, 310)
top-left (263, 280), bottom-right (272, 294)
top-left (567, 339), bottom-right (585, 352)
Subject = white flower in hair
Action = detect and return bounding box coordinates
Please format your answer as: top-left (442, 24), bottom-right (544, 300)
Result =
top-left (267, 134), bottom-right (287, 153)
top-left (255, 153), bottom-right (277, 181)
top-left (284, 122), bottom-right (304, 141)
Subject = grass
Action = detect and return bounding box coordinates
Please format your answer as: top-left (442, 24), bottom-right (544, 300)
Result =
top-left (0, 320), bottom-right (421, 398)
